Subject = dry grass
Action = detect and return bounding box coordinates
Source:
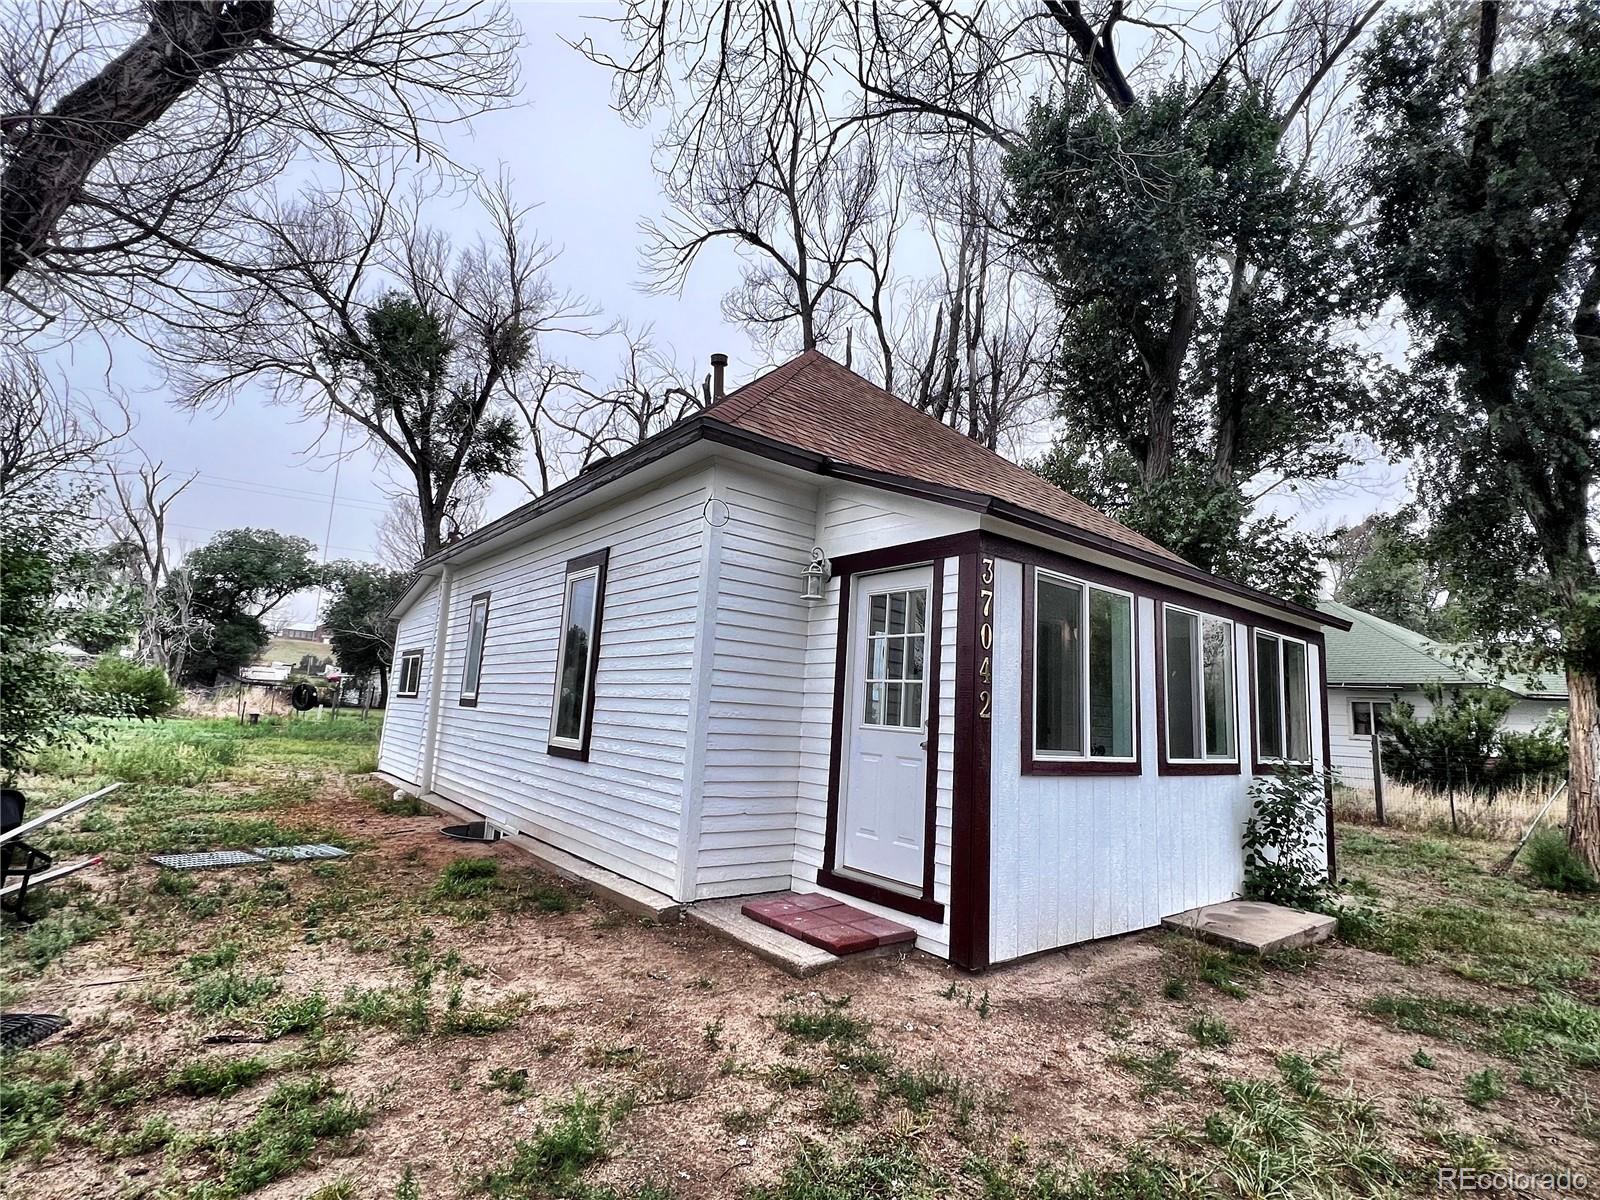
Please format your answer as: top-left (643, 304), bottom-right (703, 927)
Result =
top-left (1334, 778), bottom-right (1569, 841)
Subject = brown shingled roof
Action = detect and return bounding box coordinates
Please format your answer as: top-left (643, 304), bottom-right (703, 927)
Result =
top-left (703, 349), bottom-right (1185, 564)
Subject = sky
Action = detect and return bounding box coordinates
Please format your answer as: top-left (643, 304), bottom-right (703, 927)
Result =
top-left (39, 3), bottom-right (1410, 626)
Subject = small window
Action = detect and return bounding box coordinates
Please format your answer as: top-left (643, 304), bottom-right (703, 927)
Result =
top-left (1033, 571), bottom-right (1134, 759)
top-left (862, 585), bottom-right (928, 729)
top-left (1351, 700), bottom-right (1392, 737)
top-left (395, 650), bottom-right (423, 698)
top-left (1163, 605), bottom-right (1236, 763)
top-left (458, 593), bottom-right (491, 706)
top-left (1255, 630), bottom-right (1311, 762)
top-left (549, 549), bottom-right (609, 757)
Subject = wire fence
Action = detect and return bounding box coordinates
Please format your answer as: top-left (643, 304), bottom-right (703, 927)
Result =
top-left (1334, 774), bottom-right (1569, 841)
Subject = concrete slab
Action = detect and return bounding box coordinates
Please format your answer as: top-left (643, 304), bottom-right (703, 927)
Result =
top-left (689, 897), bottom-right (840, 977)
top-left (1161, 900), bottom-right (1336, 956)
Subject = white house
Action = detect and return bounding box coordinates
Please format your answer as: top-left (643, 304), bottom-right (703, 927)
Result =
top-left (378, 351), bottom-right (1344, 970)
top-left (1318, 599), bottom-right (1569, 787)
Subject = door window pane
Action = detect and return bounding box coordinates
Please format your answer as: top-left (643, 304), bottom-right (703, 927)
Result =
top-left (862, 586), bottom-right (927, 729)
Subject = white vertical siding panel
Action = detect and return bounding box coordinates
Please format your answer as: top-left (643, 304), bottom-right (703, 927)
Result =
top-left (989, 556), bottom-right (1271, 962)
top-left (377, 584), bottom-right (438, 786)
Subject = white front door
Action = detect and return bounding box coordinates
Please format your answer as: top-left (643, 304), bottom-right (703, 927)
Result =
top-left (839, 565), bottom-right (932, 889)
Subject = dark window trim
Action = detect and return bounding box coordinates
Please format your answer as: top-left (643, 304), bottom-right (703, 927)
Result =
top-left (395, 648), bottom-right (424, 698)
top-left (1021, 563), bottom-right (1142, 776)
top-left (457, 592), bottom-right (492, 707)
top-left (547, 548), bottom-right (610, 762)
top-left (1155, 601), bottom-right (1243, 777)
top-left (822, 546), bottom-right (948, 925)
top-left (1249, 627), bottom-right (1314, 774)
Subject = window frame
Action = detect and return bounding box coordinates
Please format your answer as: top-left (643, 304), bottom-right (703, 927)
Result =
top-left (547, 547), bottom-right (609, 761)
top-left (1251, 629), bottom-right (1314, 770)
top-left (1022, 565), bottom-right (1140, 775)
top-left (395, 649), bottom-right (423, 699)
top-left (1156, 602), bottom-right (1241, 776)
top-left (1350, 699), bottom-right (1392, 739)
top-left (457, 592), bottom-right (492, 707)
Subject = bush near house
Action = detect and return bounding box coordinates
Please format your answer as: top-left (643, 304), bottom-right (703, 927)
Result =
top-left (1242, 769), bottom-right (1330, 909)
top-left (82, 657), bottom-right (182, 719)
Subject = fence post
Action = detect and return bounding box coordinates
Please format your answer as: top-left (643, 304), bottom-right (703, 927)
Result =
top-left (1371, 733), bottom-right (1386, 826)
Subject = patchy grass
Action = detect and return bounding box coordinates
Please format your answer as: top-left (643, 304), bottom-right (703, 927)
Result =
top-left (9, 723), bottom-right (1599, 1200)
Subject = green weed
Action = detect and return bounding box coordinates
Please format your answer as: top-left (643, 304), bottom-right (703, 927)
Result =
top-left (1187, 1015), bottom-right (1234, 1048)
top-left (480, 1092), bottom-right (608, 1197)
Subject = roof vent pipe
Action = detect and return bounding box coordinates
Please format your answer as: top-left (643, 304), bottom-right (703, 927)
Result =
top-left (710, 352), bottom-right (728, 401)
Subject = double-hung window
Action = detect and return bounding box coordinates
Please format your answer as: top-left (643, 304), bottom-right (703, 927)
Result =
top-left (1254, 630), bottom-right (1311, 763)
top-left (1351, 699), bottom-right (1392, 738)
top-left (1032, 570), bottom-right (1135, 761)
top-left (549, 549), bottom-right (609, 757)
top-left (1162, 605), bottom-right (1237, 765)
top-left (458, 593), bottom-right (491, 706)
top-left (395, 650), bottom-right (423, 698)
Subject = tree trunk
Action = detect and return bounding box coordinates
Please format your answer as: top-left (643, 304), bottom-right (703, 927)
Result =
top-left (0, 2), bottom-right (274, 285)
top-left (1569, 666), bottom-right (1600, 875)
top-left (376, 666), bottom-right (390, 710)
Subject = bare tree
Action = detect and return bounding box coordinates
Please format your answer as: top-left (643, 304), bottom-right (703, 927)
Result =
top-left (0, 352), bottom-right (128, 496)
top-left (159, 178), bottom-right (599, 559)
top-left (375, 482), bottom-right (487, 572)
top-left (1, 0), bottom-right (520, 331)
top-left (102, 455), bottom-right (198, 675)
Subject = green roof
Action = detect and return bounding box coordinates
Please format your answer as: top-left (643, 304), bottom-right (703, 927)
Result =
top-left (1316, 600), bottom-right (1567, 700)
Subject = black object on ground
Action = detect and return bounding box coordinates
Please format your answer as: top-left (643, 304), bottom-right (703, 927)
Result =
top-left (1, 1013), bottom-right (70, 1050)
top-left (2, 789), bottom-right (52, 920)
top-left (441, 821), bottom-right (501, 843)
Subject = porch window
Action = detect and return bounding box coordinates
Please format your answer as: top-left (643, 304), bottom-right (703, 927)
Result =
top-left (1254, 630), bottom-right (1311, 763)
top-left (1163, 605), bottom-right (1236, 763)
top-left (863, 586), bottom-right (927, 729)
top-left (1033, 571), bottom-right (1134, 759)
top-left (1351, 699), bottom-right (1392, 738)
top-left (458, 593), bottom-right (491, 706)
top-left (549, 549), bottom-right (609, 758)
top-left (396, 650), bottom-right (423, 698)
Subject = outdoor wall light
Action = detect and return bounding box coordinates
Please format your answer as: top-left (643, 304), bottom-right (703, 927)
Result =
top-left (801, 547), bottom-right (829, 601)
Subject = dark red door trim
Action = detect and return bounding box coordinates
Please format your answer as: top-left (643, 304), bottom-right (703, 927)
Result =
top-left (820, 539), bottom-right (965, 924)
top-left (948, 543), bottom-right (994, 971)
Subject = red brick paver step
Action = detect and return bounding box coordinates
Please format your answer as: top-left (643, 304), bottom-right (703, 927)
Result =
top-left (741, 892), bottom-right (916, 955)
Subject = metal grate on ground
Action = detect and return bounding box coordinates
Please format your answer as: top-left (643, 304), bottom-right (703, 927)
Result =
top-left (150, 850), bottom-right (268, 870)
top-left (253, 844), bottom-right (348, 862)
top-left (1, 1013), bottom-right (70, 1049)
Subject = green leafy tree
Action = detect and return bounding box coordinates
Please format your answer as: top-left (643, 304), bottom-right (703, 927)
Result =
top-left (82, 656), bottom-right (181, 719)
top-left (179, 529), bottom-right (320, 684)
top-left (1358, 0), bottom-right (1600, 868)
top-left (1380, 684), bottom-right (1512, 793)
top-left (1008, 79), bottom-right (1398, 601)
top-left (1330, 513), bottom-right (1464, 641)
top-left (0, 482), bottom-right (133, 778)
top-left (321, 561), bottom-right (411, 706)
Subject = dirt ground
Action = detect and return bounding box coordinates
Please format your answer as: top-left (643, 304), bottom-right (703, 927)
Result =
top-left (6, 763), bottom-right (1599, 1199)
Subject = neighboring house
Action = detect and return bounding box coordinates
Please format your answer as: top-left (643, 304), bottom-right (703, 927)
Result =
top-left (1318, 599), bottom-right (1568, 787)
top-left (378, 351), bottom-right (1345, 970)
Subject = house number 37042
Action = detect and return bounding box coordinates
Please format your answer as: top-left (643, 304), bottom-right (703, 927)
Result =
top-left (977, 556), bottom-right (994, 720)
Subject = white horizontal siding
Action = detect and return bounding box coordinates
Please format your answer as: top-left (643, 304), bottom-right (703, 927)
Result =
top-left (377, 584), bottom-right (438, 786)
top-left (989, 563), bottom-right (1328, 963)
top-left (425, 470), bottom-right (710, 898)
top-left (693, 466), bottom-right (819, 897)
